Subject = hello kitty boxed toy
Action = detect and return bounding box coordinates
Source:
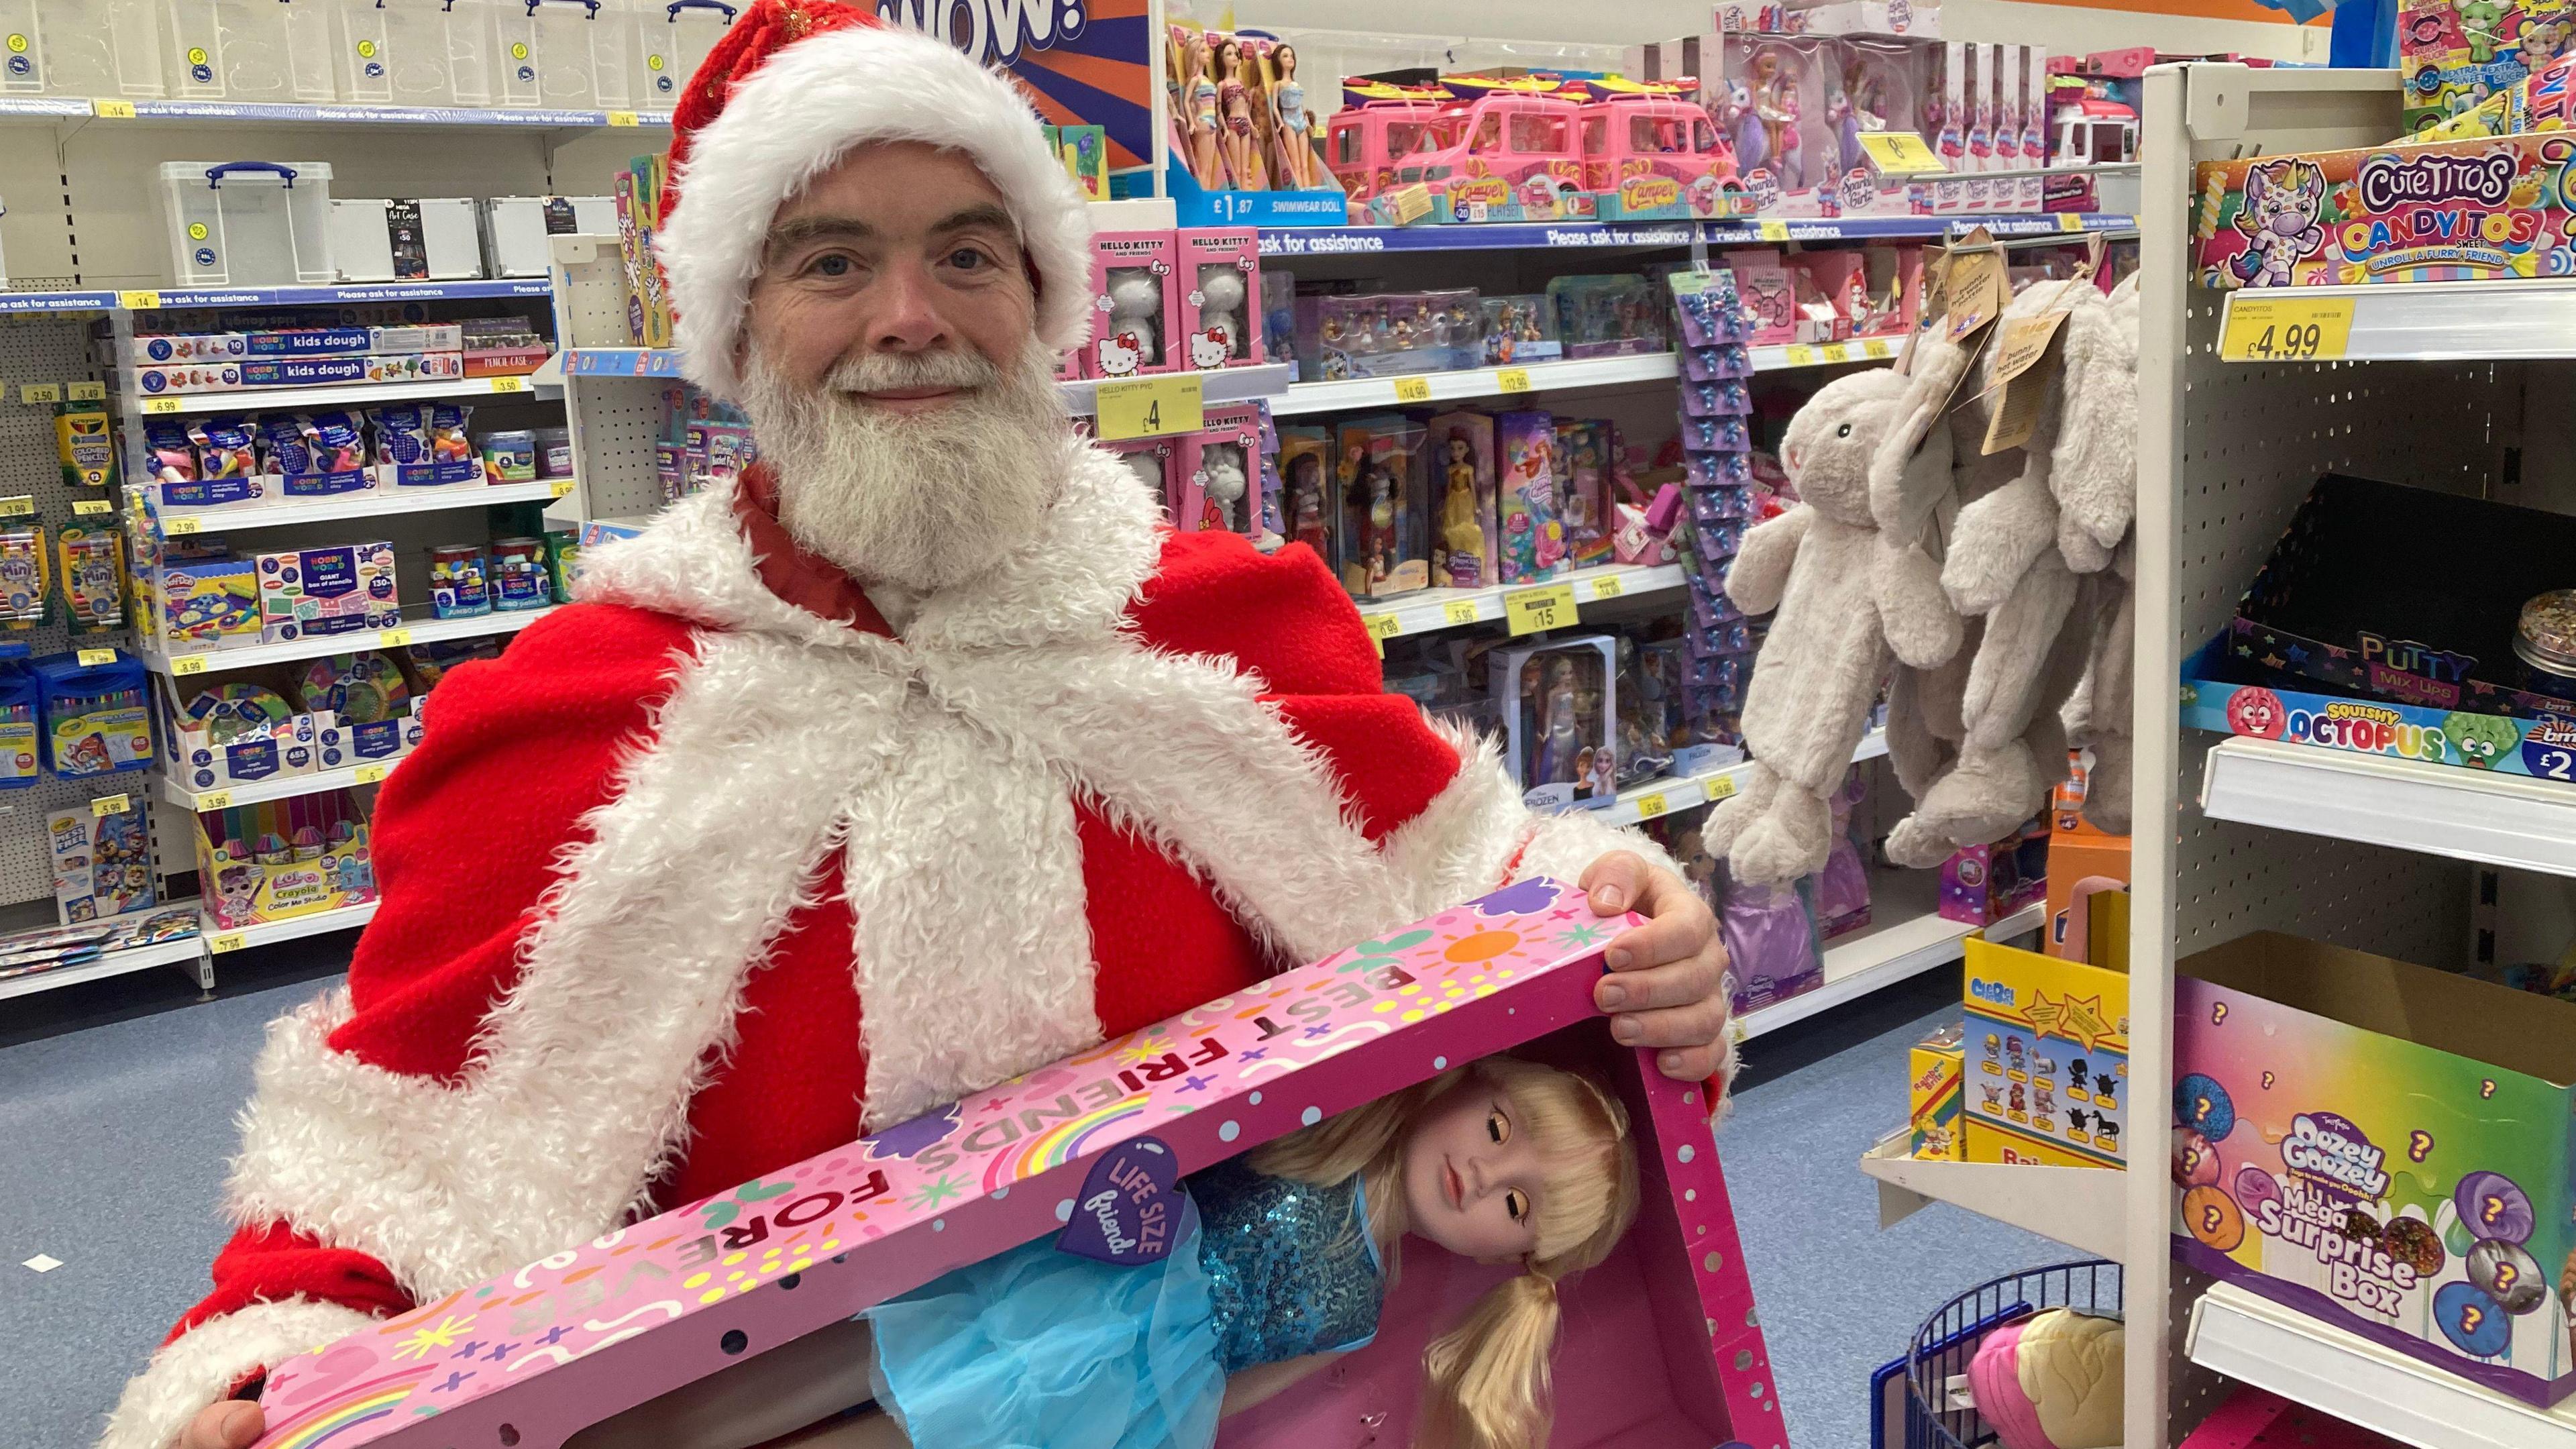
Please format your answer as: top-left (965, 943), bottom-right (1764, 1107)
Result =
top-left (1083, 230), bottom-right (1179, 380)
top-left (1175, 403), bottom-right (1265, 537)
top-left (1102, 435), bottom-right (1177, 510)
top-left (1175, 228), bottom-right (1263, 370)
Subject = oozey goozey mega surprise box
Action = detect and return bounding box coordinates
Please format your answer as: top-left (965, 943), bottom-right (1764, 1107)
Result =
top-left (2174, 931), bottom-right (2576, 1407)
top-left (248, 877), bottom-right (1781, 1449)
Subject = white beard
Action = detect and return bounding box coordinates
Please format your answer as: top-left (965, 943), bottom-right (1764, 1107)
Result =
top-left (739, 339), bottom-right (1073, 594)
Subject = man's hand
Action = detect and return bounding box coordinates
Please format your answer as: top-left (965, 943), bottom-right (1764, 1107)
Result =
top-left (179, 1401), bottom-right (264, 1449)
top-left (1579, 850), bottom-right (1731, 1083)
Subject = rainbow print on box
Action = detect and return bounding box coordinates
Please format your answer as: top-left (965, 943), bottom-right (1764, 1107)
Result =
top-left (2174, 932), bottom-right (2576, 1407)
top-left (248, 879), bottom-right (1784, 1449)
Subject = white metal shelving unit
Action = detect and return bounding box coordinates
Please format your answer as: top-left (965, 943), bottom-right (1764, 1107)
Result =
top-left (2200, 737), bottom-right (2576, 879)
top-left (160, 481), bottom-right (569, 535)
top-left (136, 606), bottom-right (559, 677)
top-left (1860, 1128), bottom-right (2127, 1260)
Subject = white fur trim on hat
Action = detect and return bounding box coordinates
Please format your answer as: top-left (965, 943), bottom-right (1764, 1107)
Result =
top-left (657, 21), bottom-right (1094, 401)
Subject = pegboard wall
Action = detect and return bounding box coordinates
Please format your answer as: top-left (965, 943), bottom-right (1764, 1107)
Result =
top-left (0, 312), bottom-right (171, 911)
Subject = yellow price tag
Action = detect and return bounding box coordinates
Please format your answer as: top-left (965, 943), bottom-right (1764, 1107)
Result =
top-left (1092, 373), bottom-right (1204, 441)
top-left (1633, 790), bottom-right (1669, 820)
top-left (1784, 344), bottom-right (1817, 367)
top-left (1856, 130), bottom-right (1947, 175)
top-left (1705, 774), bottom-right (1739, 804)
top-left (1360, 611), bottom-right (1400, 656)
top-left (118, 288), bottom-right (160, 308)
top-left (1590, 574), bottom-right (1624, 600)
top-left (1391, 375), bottom-right (1433, 404)
top-left (93, 99), bottom-right (137, 119)
top-left (1758, 219), bottom-right (1790, 241)
top-left (353, 761), bottom-right (390, 785)
top-left (1504, 581), bottom-right (1578, 637)
top-left (550, 477), bottom-right (576, 498)
top-left (172, 653), bottom-right (209, 675)
top-left (199, 789), bottom-right (231, 809)
top-left (378, 627), bottom-right (415, 647)
top-left (164, 515), bottom-right (202, 535)
top-left (142, 396), bottom-right (184, 414)
top-left (68, 381), bottom-right (105, 402)
top-left (1495, 368), bottom-right (1533, 394)
top-left (1864, 337), bottom-right (1894, 360)
top-left (90, 792), bottom-right (129, 816)
top-left (76, 648), bottom-right (115, 667)
top-left (72, 498), bottom-right (111, 515)
top-left (209, 930), bottom-right (247, 954)
top-left (2219, 295), bottom-right (2355, 363)
top-left (608, 109), bottom-right (640, 126)
top-left (1820, 342), bottom-right (1851, 364)
top-left (488, 375), bottom-right (526, 393)
top-left (1442, 599), bottom-right (1481, 627)
top-left (19, 383), bottom-right (60, 404)
top-left (0, 496), bottom-right (34, 517)
top-left (2059, 213), bottom-right (2086, 232)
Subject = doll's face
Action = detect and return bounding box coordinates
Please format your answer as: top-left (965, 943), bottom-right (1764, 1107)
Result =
top-left (1399, 1077), bottom-right (1546, 1262)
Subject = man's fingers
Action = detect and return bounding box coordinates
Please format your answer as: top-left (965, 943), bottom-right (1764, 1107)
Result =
top-left (1594, 955), bottom-right (1720, 1013)
top-left (1580, 850), bottom-right (1648, 913)
top-left (1650, 1040), bottom-right (1727, 1083)
top-left (180, 1401), bottom-right (264, 1449)
top-left (1605, 997), bottom-right (1731, 1053)
top-left (1600, 902), bottom-right (1714, 973)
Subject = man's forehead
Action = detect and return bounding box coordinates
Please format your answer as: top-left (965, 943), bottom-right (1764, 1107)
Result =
top-left (775, 140), bottom-right (1017, 235)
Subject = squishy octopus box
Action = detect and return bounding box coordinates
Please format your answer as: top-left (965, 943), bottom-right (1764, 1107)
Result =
top-left (2173, 930), bottom-right (2576, 1407)
top-left (248, 877), bottom-right (1782, 1449)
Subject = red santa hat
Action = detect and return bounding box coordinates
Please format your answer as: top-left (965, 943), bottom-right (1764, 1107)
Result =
top-left (655, 0), bottom-right (1094, 400)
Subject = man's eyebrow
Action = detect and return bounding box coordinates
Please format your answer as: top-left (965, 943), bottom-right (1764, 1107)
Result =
top-left (930, 203), bottom-right (1020, 241)
top-left (763, 215), bottom-right (875, 258)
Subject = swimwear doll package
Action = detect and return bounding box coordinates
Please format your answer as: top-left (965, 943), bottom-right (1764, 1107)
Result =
top-left (1084, 230), bottom-right (1180, 380)
top-left (247, 878), bottom-right (1778, 1449)
top-left (1493, 633), bottom-right (1621, 812)
top-left (1175, 227), bottom-right (1263, 369)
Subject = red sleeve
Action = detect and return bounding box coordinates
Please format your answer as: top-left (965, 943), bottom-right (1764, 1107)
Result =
top-left (1134, 532), bottom-right (1460, 843)
top-left (327, 603), bottom-right (698, 1078)
top-left (170, 1223), bottom-right (413, 1344)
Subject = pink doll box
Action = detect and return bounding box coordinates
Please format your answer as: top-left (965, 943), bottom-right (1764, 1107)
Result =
top-left (1496, 409), bottom-right (1566, 584)
top-left (248, 877), bottom-right (1781, 1449)
top-left (1174, 228), bottom-right (1263, 371)
top-left (1173, 402), bottom-right (1265, 537)
top-left (1102, 434), bottom-right (1179, 518)
top-left (1494, 634), bottom-right (1621, 812)
top-left (1083, 229), bottom-right (1180, 381)
top-left (1728, 250), bottom-right (1800, 345)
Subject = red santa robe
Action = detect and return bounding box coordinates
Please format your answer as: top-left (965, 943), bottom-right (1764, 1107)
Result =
top-left (101, 443), bottom-right (1672, 1446)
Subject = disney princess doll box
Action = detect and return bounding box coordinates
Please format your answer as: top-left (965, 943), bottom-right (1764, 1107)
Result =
top-left (2174, 930), bottom-right (2576, 1407)
top-left (248, 879), bottom-right (1782, 1449)
top-left (2192, 130), bottom-right (2576, 288)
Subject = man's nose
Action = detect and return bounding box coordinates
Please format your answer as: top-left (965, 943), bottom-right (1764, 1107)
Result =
top-left (871, 260), bottom-right (950, 354)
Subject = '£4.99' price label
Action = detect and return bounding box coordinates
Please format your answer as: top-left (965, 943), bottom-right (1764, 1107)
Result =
top-left (2219, 295), bottom-right (2355, 363)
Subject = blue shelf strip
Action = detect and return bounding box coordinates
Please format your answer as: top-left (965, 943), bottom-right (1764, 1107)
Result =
top-left (0, 290), bottom-right (116, 314)
top-left (1257, 213), bottom-right (2137, 256)
top-left (145, 279), bottom-right (553, 308)
top-left (564, 348), bottom-right (687, 378)
top-left (106, 100), bottom-right (675, 128)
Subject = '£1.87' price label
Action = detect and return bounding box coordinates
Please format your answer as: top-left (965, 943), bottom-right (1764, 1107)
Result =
top-left (2219, 294), bottom-right (2355, 363)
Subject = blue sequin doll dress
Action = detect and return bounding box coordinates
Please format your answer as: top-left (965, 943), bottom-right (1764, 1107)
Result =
top-left (862, 1158), bottom-right (1384, 1449)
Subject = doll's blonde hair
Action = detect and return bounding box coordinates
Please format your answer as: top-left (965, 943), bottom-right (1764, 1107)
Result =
top-left (1248, 1055), bottom-right (1642, 1449)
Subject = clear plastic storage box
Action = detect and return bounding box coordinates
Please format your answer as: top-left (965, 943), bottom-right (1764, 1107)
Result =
top-left (480, 194), bottom-right (613, 276)
top-left (162, 0), bottom-right (335, 101)
top-left (39, 0), bottom-right (170, 98)
top-left (643, 0), bottom-right (731, 106)
top-left (330, 197), bottom-right (483, 280)
top-left (159, 160), bottom-right (335, 286)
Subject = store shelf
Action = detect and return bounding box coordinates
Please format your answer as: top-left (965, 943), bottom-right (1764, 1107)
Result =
top-left (0, 920), bottom-right (205, 1002)
top-left (2186, 1279), bottom-right (2576, 1449)
top-left (138, 605), bottom-right (558, 676)
top-left (0, 288), bottom-right (119, 315)
top-left (160, 755), bottom-right (400, 813)
top-left (563, 347), bottom-right (687, 378)
top-left (1358, 561), bottom-right (1683, 641)
top-left (1860, 1128), bottom-right (2127, 1259)
top-left (161, 481), bottom-right (566, 535)
top-left (2199, 736), bottom-right (2576, 879)
top-left (1255, 213), bottom-right (2136, 256)
top-left (1277, 353), bottom-right (1678, 416)
top-left (68, 100), bottom-right (672, 129)
top-left (1748, 337), bottom-right (1903, 370)
top-left (204, 901), bottom-right (378, 954)
top-left (131, 372), bottom-right (551, 415)
top-left (2216, 278), bottom-right (2576, 363)
top-left (1741, 888), bottom-right (2043, 1042)
top-left (1059, 364), bottom-right (1295, 415)
top-left (130, 279), bottom-right (551, 309)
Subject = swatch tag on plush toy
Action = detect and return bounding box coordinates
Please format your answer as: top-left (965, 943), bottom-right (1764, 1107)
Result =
top-left (1057, 1136), bottom-right (1188, 1266)
top-left (1980, 309), bottom-right (2070, 455)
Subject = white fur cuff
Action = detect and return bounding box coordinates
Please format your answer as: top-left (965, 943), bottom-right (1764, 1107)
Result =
top-left (97, 1297), bottom-right (378, 1449)
top-left (1511, 808), bottom-right (1684, 891)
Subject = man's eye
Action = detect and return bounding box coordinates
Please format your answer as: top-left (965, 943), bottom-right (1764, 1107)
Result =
top-left (948, 247), bottom-right (990, 272)
top-left (810, 254), bottom-right (854, 277)
top-left (1505, 1190), bottom-right (1529, 1223)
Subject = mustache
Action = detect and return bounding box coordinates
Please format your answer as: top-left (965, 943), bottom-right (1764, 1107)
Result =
top-left (822, 348), bottom-right (1004, 395)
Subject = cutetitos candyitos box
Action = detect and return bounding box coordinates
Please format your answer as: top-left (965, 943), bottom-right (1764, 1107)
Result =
top-left (247, 879), bottom-right (1783, 1449)
top-left (2192, 133), bottom-right (2576, 288)
top-left (2174, 931), bottom-right (2576, 1406)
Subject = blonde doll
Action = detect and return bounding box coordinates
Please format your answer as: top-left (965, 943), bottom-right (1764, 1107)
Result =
top-left (1175, 30), bottom-right (1226, 191)
top-left (738, 1054), bottom-right (1640, 1449)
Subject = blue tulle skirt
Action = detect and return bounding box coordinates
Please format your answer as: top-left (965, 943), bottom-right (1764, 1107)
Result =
top-left (862, 1209), bottom-right (1227, 1449)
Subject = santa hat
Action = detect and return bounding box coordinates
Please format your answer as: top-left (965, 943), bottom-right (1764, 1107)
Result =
top-left (655, 0), bottom-right (1093, 401)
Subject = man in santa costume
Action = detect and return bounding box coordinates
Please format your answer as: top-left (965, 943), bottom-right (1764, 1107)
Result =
top-left (127, 8), bottom-right (1733, 1447)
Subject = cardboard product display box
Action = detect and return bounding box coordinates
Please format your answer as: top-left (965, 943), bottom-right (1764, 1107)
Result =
top-left (2192, 131), bottom-right (2576, 288)
top-left (2174, 932), bottom-right (2576, 1407)
top-left (1962, 936), bottom-right (2130, 1171)
top-left (2181, 639), bottom-right (2576, 782)
top-left (248, 877), bottom-right (1782, 1449)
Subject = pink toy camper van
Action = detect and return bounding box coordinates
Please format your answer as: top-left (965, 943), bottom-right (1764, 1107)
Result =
top-left (1410, 76), bottom-right (1592, 223)
top-left (1579, 77), bottom-right (1751, 221)
top-left (1323, 80), bottom-right (1453, 205)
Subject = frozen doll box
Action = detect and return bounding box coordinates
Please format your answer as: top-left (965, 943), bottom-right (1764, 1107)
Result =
top-left (2173, 930), bottom-right (2576, 1407)
top-left (248, 877), bottom-right (1782, 1449)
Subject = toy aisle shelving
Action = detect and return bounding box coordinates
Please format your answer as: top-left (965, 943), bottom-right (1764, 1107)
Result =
top-left (1860, 1128), bottom-right (2129, 1260)
top-left (2198, 737), bottom-right (2576, 881)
